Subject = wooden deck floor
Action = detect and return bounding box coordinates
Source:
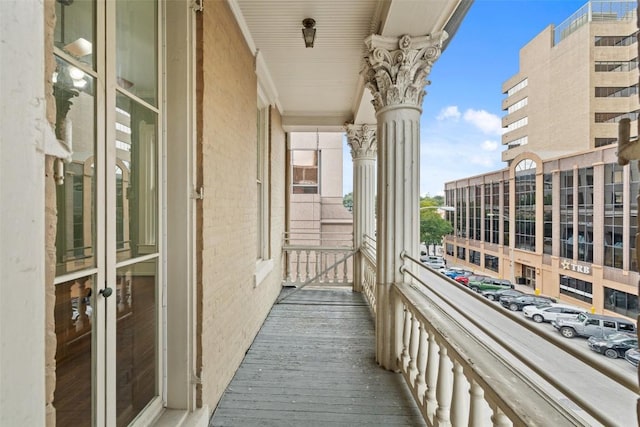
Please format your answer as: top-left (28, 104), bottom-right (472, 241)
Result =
top-left (209, 287), bottom-right (425, 427)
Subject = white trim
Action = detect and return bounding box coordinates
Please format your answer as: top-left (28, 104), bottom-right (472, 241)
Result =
top-left (254, 259), bottom-right (274, 288)
top-left (227, 0), bottom-right (256, 54)
top-left (255, 50), bottom-right (281, 110)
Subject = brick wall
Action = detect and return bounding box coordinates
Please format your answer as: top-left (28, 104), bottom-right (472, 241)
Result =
top-left (198, 1), bottom-right (285, 410)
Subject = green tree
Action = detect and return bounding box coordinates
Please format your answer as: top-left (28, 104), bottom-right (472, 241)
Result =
top-left (343, 192), bottom-right (353, 211)
top-left (419, 195), bottom-right (453, 255)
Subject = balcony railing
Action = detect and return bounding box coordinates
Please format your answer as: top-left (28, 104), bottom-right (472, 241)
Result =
top-left (357, 234), bottom-right (637, 426)
top-left (282, 231), bottom-right (354, 286)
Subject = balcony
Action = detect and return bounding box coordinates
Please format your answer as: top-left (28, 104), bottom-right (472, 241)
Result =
top-left (211, 238), bottom-right (638, 426)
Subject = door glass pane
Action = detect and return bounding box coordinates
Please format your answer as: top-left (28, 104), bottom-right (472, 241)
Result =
top-left (54, 0), bottom-right (95, 69)
top-left (115, 94), bottom-right (158, 262)
top-left (54, 56), bottom-right (96, 275)
top-left (116, 260), bottom-right (157, 427)
top-left (53, 275), bottom-right (95, 426)
top-left (116, 0), bottom-right (157, 105)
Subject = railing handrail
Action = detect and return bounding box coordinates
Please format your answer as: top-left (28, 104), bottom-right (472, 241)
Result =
top-left (401, 253), bottom-right (636, 426)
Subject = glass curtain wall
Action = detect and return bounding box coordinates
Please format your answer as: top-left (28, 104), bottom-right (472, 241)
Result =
top-left (543, 173), bottom-right (553, 255)
top-left (514, 160), bottom-right (536, 252)
top-left (560, 170), bottom-right (574, 259)
top-left (577, 167), bottom-right (594, 262)
top-left (604, 163), bottom-right (624, 268)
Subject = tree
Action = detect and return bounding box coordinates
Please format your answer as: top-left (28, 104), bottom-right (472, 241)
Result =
top-left (343, 192), bottom-right (353, 211)
top-left (419, 195), bottom-right (453, 255)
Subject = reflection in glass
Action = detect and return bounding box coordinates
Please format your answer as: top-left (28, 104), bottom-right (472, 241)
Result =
top-left (54, 56), bottom-right (96, 276)
top-left (54, 0), bottom-right (95, 69)
top-left (116, 260), bottom-right (157, 427)
top-left (54, 276), bottom-right (94, 427)
top-left (116, 0), bottom-right (158, 105)
top-left (115, 94), bottom-right (158, 262)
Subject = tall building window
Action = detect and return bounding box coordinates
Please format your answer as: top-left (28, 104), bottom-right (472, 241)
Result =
top-left (503, 180), bottom-right (509, 247)
top-left (507, 97), bottom-right (528, 114)
top-left (507, 136), bottom-right (528, 149)
top-left (484, 254), bottom-right (499, 272)
top-left (505, 116), bottom-right (528, 132)
top-left (630, 165), bottom-right (640, 272)
top-left (595, 110), bottom-right (640, 123)
top-left (292, 150), bottom-right (318, 194)
top-left (543, 173), bottom-right (552, 255)
top-left (446, 189), bottom-right (455, 232)
top-left (507, 78), bottom-right (528, 96)
top-left (594, 32), bottom-right (638, 47)
top-left (469, 185), bottom-right (481, 240)
top-left (604, 163), bottom-right (623, 268)
top-left (560, 170), bottom-right (574, 259)
top-left (560, 275), bottom-right (593, 303)
top-left (595, 84), bottom-right (638, 97)
top-left (491, 182), bottom-right (500, 244)
top-left (515, 159), bottom-right (536, 252)
top-left (595, 58), bottom-right (638, 72)
top-left (595, 137), bottom-right (617, 147)
top-left (483, 183), bottom-right (493, 243)
top-left (469, 249), bottom-right (481, 266)
top-left (577, 167), bottom-right (593, 262)
top-left (456, 187), bottom-right (467, 238)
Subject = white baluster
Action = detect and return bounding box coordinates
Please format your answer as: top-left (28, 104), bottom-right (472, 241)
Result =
top-left (304, 249), bottom-right (311, 282)
top-left (468, 380), bottom-right (487, 427)
top-left (425, 331), bottom-right (439, 423)
top-left (414, 322), bottom-right (427, 405)
top-left (407, 312), bottom-right (419, 384)
top-left (294, 249), bottom-right (301, 283)
top-left (490, 407), bottom-right (511, 427)
top-left (400, 308), bottom-right (411, 370)
top-left (450, 361), bottom-right (469, 427)
top-left (435, 346), bottom-right (453, 427)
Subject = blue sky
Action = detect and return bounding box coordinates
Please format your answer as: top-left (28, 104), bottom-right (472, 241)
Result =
top-left (343, 0), bottom-right (587, 197)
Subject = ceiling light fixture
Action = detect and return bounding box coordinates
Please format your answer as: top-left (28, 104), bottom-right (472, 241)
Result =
top-left (301, 18), bottom-right (316, 48)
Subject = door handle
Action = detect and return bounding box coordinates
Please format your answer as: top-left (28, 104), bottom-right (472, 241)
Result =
top-left (99, 287), bottom-right (113, 298)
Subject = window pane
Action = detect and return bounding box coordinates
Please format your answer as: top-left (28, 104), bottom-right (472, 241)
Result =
top-left (54, 56), bottom-right (96, 275)
top-left (116, 0), bottom-right (158, 105)
top-left (55, 0), bottom-right (95, 69)
top-left (115, 94), bottom-right (158, 262)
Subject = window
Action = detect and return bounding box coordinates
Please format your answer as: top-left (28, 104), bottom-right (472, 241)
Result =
top-left (595, 84), bottom-right (638, 98)
top-left (594, 32), bottom-right (638, 46)
top-left (505, 117), bottom-right (528, 132)
top-left (507, 97), bottom-right (528, 114)
top-left (595, 110), bottom-right (640, 123)
top-left (507, 78), bottom-right (528, 96)
top-left (577, 167), bottom-right (593, 262)
top-left (457, 246), bottom-right (466, 261)
top-left (256, 106), bottom-right (270, 261)
top-left (470, 250), bottom-right (481, 266)
top-left (560, 170), bottom-right (574, 259)
top-left (595, 59), bottom-right (638, 72)
top-left (503, 180), bottom-right (510, 247)
top-left (507, 136), bottom-right (528, 149)
top-left (469, 185), bottom-right (481, 241)
top-left (456, 187), bottom-right (467, 238)
top-left (292, 150), bottom-right (318, 194)
top-left (515, 159), bottom-right (536, 252)
top-left (559, 275), bottom-right (593, 303)
top-left (595, 137), bottom-right (617, 147)
top-left (604, 163), bottom-right (623, 268)
top-left (484, 254), bottom-right (499, 272)
top-left (543, 173), bottom-right (552, 255)
top-left (630, 165), bottom-right (640, 271)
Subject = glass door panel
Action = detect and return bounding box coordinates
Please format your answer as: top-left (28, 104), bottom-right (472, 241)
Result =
top-left (114, 93), bottom-right (158, 263)
top-left (54, 0), bottom-right (96, 69)
top-left (53, 275), bottom-right (95, 426)
top-left (115, 260), bottom-right (158, 427)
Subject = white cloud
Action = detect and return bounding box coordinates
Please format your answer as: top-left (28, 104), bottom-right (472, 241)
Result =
top-left (463, 109), bottom-right (502, 136)
top-left (481, 140), bottom-right (499, 151)
top-left (436, 105), bottom-right (461, 121)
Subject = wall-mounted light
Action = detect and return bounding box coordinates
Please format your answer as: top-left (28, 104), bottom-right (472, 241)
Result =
top-left (302, 18), bottom-right (316, 48)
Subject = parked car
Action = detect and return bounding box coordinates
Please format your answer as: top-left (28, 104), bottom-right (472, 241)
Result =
top-left (500, 295), bottom-right (555, 311)
top-left (552, 313), bottom-right (637, 339)
top-left (522, 303), bottom-right (587, 323)
top-left (423, 259), bottom-right (446, 272)
top-left (443, 268), bottom-right (472, 280)
top-left (587, 333), bottom-right (638, 359)
top-left (625, 348), bottom-right (640, 367)
top-left (420, 254), bottom-right (445, 265)
top-left (456, 273), bottom-right (485, 286)
top-left (481, 288), bottom-right (525, 302)
top-left (467, 276), bottom-right (514, 293)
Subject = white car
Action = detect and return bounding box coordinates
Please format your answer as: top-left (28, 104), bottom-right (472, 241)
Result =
top-left (523, 303), bottom-right (587, 323)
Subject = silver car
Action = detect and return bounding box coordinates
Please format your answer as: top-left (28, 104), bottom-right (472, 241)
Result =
top-left (523, 303), bottom-right (587, 323)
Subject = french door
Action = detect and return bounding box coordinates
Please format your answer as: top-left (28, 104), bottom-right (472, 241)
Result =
top-left (52, 0), bottom-right (163, 425)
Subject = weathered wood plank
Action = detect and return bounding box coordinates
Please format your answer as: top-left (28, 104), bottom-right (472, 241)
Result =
top-left (209, 288), bottom-right (425, 426)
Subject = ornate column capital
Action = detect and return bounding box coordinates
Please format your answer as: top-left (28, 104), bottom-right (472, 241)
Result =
top-left (345, 123), bottom-right (377, 160)
top-left (362, 32), bottom-right (448, 111)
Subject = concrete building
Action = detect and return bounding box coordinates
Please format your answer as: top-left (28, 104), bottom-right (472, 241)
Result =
top-left (444, 0), bottom-right (639, 320)
top-left (1, 0), bottom-right (476, 426)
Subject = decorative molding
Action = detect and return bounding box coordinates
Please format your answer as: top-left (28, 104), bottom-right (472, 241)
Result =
top-left (362, 32), bottom-right (448, 111)
top-left (345, 123), bottom-right (377, 160)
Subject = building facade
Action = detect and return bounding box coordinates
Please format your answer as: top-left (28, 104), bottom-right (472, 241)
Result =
top-left (444, 1), bottom-right (639, 320)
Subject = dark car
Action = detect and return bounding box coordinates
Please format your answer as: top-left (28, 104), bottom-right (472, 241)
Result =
top-left (587, 333), bottom-right (638, 359)
top-left (481, 288), bottom-right (525, 302)
top-left (500, 295), bottom-right (555, 311)
top-left (625, 348), bottom-right (640, 367)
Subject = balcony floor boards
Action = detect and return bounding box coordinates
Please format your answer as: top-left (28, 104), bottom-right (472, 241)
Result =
top-left (210, 287), bottom-right (425, 426)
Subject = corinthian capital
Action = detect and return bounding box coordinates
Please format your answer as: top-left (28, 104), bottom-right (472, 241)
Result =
top-left (362, 32), bottom-right (448, 111)
top-left (346, 124), bottom-right (377, 160)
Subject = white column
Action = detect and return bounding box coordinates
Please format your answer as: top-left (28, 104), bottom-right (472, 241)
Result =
top-left (362, 32), bottom-right (447, 369)
top-left (346, 124), bottom-right (377, 292)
